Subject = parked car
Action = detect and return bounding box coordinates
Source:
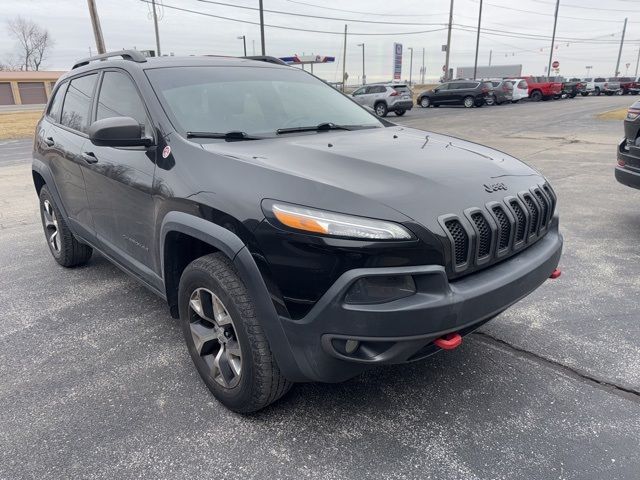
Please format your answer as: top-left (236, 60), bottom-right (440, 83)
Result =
top-left (610, 77), bottom-right (636, 95)
top-left (33, 51), bottom-right (563, 412)
top-left (524, 76), bottom-right (563, 101)
top-left (554, 77), bottom-right (583, 98)
top-left (616, 100), bottom-right (640, 189)
top-left (486, 80), bottom-right (513, 105)
top-left (508, 78), bottom-right (529, 103)
top-left (578, 78), bottom-right (595, 96)
top-left (417, 80), bottom-right (492, 108)
top-left (351, 83), bottom-right (413, 117)
top-left (591, 77), bottom-right (608, 96)
top-left (603, 78), bottom-right (622, 95)
top-left (630, 77), bottom-right (640, 95)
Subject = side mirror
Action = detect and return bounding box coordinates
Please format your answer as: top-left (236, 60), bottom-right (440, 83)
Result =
top-left (88, 116), bottom-right (153, 147)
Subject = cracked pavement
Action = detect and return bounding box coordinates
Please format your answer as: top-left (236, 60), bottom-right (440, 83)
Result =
top-left (1, 96), bottom-right (639, 479)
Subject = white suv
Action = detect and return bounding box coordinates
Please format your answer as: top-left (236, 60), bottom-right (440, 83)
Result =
top-left (508, 78), bottom-right (529, 103)
top-left (351, 84), bottom-right (414, 117)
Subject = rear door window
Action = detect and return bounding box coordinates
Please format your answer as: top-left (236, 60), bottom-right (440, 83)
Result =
top-left (392, 85), bottom-right (410, 94)
top-left (60, 74), bottom-right (98, 133)
top-left (517, 80), bottom-right (528, 89)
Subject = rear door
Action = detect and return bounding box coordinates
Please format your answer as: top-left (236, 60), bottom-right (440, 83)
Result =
top-left (83, 69), bottom-right (156, 283)
top-left (83, 69), bottom-right (158, 278)
top-left (351, 86), bottom-right (367, 105)
top-left (46, 73), bottom-right (98, 238)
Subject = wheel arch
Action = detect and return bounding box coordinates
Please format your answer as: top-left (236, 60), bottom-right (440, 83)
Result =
top-left (160, 211), bottom-right (303, 381)
top-left (32, 158), bottom-right (69, 220)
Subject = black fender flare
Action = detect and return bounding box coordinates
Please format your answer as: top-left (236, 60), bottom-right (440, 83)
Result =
top-left (159, 211), bottom-right (302, 381)
top-left (32, 157), bottom-right (70, 220)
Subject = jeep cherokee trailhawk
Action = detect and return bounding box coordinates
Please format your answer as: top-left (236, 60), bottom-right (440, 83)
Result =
top-left (32, 51), bottom-right (563, 412)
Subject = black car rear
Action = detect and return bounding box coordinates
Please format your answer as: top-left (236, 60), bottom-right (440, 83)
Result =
top-left (417, 80), bottom-right (492, 108)
top-left (616, 101), bottom-right (640, 189)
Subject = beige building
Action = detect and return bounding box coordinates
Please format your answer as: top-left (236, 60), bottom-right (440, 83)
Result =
top-left (0, 71), bottom-right (66, 106)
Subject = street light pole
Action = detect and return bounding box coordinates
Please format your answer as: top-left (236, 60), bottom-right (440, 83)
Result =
top-left (635, 47), bottom-right (640, 77)
top-left (357, 43), bottom-right (366, 85)
top-left (473, 0), bottom-right (483, 80)
top-left (444, 0), bottom-right (454, 81)
top-left (547, 0), bottom-right (560, 80)
top-left (408, 47), bottom-right (414, 86)
top-left (86, 0), bottom-right (106, 54)
top-left (259, 0), bottom-right (266, 55)
top-left (238, 35), bottom-right (247, 56)
top-left (151, 0), bottom-right (161, 56)
top-left (421, 47), bottom-right (425, 84)
top-left (615, 18), bottom-right (628, 77)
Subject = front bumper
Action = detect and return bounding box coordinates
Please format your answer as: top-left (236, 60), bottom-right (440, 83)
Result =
top-left (279, 225), bottom-right (563, 382)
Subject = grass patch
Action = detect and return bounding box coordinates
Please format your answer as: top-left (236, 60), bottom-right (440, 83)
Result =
top-left (596, 107), bottom-right (628, 121)
top-left (0, 110), bottom-right (42, 140)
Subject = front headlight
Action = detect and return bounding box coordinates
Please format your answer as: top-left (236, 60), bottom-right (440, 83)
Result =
top-left (269, 202), bottom-right (413, 240)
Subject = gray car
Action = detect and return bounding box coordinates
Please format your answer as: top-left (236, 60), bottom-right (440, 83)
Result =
top-left (351, 83), bottom-right (414, 117)
top-left (486, 80), bottom-right (514, 105)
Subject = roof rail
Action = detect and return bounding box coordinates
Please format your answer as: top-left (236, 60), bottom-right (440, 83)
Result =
top-left (72, 49), bottom-right (147, 70)
top-left (242, 56), bottom-right (288, 66)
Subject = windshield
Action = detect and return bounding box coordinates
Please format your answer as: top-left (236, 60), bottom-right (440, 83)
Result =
top-left (146, 65), bottom-right (383, 137)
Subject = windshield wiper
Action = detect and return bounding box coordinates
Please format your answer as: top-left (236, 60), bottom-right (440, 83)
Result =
top-left (276, 122), bottom-right (354, 135)
top-left (186, 131), bottom-right (263, 141)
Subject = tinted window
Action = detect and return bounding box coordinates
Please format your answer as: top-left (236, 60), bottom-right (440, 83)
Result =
top-left (61, 74), bottom-right (97, 133)
top-left (595, 77), bottom-right (606, 82)
top-left (392, 85), bottom-right (411, 93)
top-left (47, 82), bottom-right (67, 122)
top-left (436, 83), bottom-right (449, 91)
top-left (491, 81), bottom-right (500, 87)
top-left (146, 66), bottom-right (382, 136)
top-left (584, 78), bottom-right (593, 81)
top-left (352, 87), bottom-right (366, 96)
top-left (517, 80), bottom-right (528, 89)
top-left (373, 86), bottom-right (387, 93)
top-left (96, 71), bottom-right (150, 135)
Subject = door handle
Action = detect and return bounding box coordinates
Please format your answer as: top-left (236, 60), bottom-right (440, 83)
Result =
top-left (44, 136), bottom-right (55, 147)
top-left (82, 151), bottom-right (98, 164)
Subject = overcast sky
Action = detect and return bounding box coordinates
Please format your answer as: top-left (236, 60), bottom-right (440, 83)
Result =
top-left (1, 0), bottom-right (639, 83)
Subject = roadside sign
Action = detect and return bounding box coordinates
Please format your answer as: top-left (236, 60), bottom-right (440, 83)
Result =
top-left (441, 44), bottom-right (447, 52)
top-left (393, 43), bottom-right (402, 81)
top-left (552, 60), bottom-right (559, 69)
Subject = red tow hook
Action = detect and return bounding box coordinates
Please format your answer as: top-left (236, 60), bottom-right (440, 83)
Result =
top-left (549, 268), bottom-right (562, 279)
top-left (434, 332), bottom-right (463, 350)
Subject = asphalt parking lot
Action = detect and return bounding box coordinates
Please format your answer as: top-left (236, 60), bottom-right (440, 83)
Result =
top-left (1, 95), bottom-right (639, 479)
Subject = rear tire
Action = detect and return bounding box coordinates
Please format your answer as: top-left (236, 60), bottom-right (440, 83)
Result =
top-left (530, 90), bottom-right (542, 102)
top-left (581, 92), bottom-right (589, 96)
top-left (374, 102), bottom-right (388, 117)
top-left (463, 96), bottom-right (475, 108)
top-left (179, 253), bottom-right (292, 413)
top-left (39, 186), bottom-right (92, 267)
top-left (595, 87), bottom-right (601, 96)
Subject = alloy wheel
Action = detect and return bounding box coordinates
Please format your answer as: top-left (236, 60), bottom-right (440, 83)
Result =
top-left (464, 97), bottom-right (474, 108)
top-left (42, 199), bottom-right (61, 253)
top-left (188, 287), bottom-right (242, 388)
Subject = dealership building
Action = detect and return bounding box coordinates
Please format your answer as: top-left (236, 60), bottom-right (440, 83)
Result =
top-left (0, 71), bottom-right (65, 106)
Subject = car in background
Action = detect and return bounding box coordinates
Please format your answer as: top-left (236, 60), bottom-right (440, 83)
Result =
top-left (351, 83), bottom-right (413, 117)
top-left (610, 77), bottom-right (636, 95)
top-left (630, 77), bottom-right (640, 95)
top-left (553, 77), bottom-right (583, 98)
top-left (616, 101), bottom-right (640, 189)
top-left (591, 77), bottom-right (608, 96)
top-left (508, 78), bottom-right (529, 103)
top-left (524, 76), bottom-right (562, 101)
top-left (486, 80), bottom-right (513, 105)
top-left (603, 78), bottom-right (622, 95)
top-left (578, 78), bottom-right (596, 96)
top-left (417, 80), bottom-right (492, 108)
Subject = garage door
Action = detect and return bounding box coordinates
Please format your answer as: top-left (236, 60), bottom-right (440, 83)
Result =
top-left (18, 82), bottom-right (47, 104)
top-left (0, 83), bottom-right (14, 105)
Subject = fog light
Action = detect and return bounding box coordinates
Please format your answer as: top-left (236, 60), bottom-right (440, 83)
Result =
top-left (344, 275), bottom-right (416, 304)
top-left (345, 339), bottom-right (360, 354)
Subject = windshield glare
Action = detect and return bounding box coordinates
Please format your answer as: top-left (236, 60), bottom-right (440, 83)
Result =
top-left (146, 66), bottom-right (383, 137)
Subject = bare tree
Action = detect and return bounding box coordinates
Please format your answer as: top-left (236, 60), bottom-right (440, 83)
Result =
top-left (6, 16), bottom-right (54, 71)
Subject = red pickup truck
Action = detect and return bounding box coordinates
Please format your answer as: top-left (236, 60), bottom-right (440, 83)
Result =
top-left (524, 76), bottom-right (563, 101)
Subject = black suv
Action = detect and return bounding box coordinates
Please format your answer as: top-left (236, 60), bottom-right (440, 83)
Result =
top-left (33, 51), bottom-right (562, 412)
top-left (616, 100), bottom-right (640, 189)
top-left (417, 80), bottom-right (492, 108)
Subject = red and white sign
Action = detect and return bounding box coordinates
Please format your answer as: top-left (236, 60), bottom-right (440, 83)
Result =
top-left (552, 60), bottom-right (560, 69)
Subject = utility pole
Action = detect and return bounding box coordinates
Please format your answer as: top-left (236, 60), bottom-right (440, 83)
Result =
top-left (259, 0), bottom-right (266, 55)
top-left (635, 46), bottom-right (640, 77)
top-left (547, 0), bottom-right (560, 80)
top-left (489, 49), bottom-right (492, 67)
top-left (357, 43), bottom-right (366, 84)
top-left (421, 47), bottom-right (425, 84)
top-left (342, 24), bottom-right (347, 91)
top-left (238, 35), bottom-right (247, 56)
top-left (252, 40), bottom-right (256, 55)
top-left (615, 17), bottom-right (628, 77)
top-left (408, 47), bottom-right (414, 86)
top-left (86, 0), bottom-right (106, 54)
top-left (473, 0), bottom-right (483, 80)
top-left (151, 0), bottom-right (161, 56)
top-left (444, 0), bottom-right (454, 81)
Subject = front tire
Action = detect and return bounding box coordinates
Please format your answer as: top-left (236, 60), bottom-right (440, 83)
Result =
top-left (420, 96), bottom-right (430, 108)
top-left (39, 186), bottom-right (92, 267)
top-left (179, 253), bottom-right (292, 413)
top-left (463, 96), bottom-right (475, 108)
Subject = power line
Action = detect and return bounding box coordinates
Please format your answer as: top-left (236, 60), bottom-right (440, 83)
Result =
top-left (194, 0), bottom-right (447, 26)
top-left (454, 24), bottom-right (626, 44)
top-left (528, 0), bottom-right (640, 13)
top-left (138, 0), bottom-right (449, 35)
top-left (470, 1), bottom-right (627, 23)
top-left (281, 0), bottom-right (449, 17)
